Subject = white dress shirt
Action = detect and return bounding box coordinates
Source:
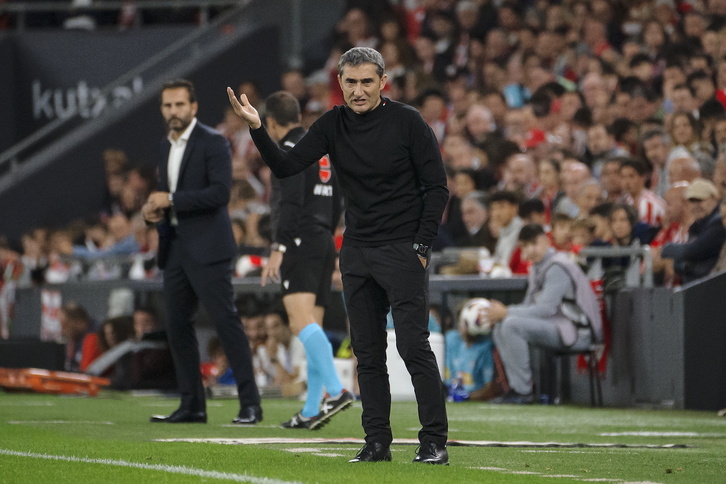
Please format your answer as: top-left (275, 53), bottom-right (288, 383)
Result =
top-left (166, 118), bottom-right (197, 225)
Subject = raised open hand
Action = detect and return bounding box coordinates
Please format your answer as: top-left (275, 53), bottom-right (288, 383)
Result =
top-left (226, 87), bottom-right (262, 129)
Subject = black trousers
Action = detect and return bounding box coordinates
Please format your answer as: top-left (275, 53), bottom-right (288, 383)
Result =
top-left (340, 242), bottom-right (448, 447)
top-left (163, 236), bottom-right (260, 412)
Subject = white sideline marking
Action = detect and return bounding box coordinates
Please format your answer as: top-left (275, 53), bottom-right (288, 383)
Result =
top-left (8, 421), bottom-right (114, 425)
top-left (0, 448), bottom-right (301, 484)
top-left (600, 431), bottom-right (726, 437)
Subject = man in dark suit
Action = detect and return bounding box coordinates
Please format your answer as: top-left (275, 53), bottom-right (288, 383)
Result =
top-left (142, 79), bottom-right (261, 424)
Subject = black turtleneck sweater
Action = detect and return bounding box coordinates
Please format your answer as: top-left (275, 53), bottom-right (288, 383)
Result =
top-left (250, 98), bottom-right (448, 247)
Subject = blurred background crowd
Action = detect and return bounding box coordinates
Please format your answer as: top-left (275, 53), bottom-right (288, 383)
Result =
top-left (3, 0), bottom-right (726, 397)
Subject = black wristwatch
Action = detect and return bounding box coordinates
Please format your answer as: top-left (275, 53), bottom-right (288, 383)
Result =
top-left (413, 243), bottom-right (430, 257)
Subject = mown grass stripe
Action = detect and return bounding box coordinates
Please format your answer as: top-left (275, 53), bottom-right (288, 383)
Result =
top-left (0, 448), bottom-right (302, 484)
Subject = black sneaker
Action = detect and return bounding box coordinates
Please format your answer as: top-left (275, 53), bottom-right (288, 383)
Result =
top-left (309, 389), bottom-right (354, 430)
top-left (412, 442), bottom-right (449, 465)
top-left (348, 442), bottom-right (392, 463)
top-left (280, 413), bottom-right (313, 429)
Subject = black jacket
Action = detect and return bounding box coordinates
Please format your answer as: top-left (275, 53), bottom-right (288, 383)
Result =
top-left (662, 206), bottom-right (726, 283)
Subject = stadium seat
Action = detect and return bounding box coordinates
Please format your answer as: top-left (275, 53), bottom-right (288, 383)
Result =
top-left (541, 345), bottom-right (604, 407)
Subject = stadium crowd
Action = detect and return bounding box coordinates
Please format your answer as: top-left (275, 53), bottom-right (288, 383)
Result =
top-left (3, 0), bottom-right (726, 401)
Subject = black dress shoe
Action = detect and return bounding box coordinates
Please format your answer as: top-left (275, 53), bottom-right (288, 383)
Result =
top-left (232, 405), bottom-right (263, 424)
top-left (149, 409), bottom-right (207, 423)
top-left (412, 442), bottom-right (449, 465)
top-left (348, 442), bottom-right (392, 463)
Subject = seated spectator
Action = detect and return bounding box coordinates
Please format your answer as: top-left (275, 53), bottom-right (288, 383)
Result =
top-left (83, 315), bottom-right (134, 376)
top-left (571, 218), bottom-right (596, 247)
top-left (651, 182), bottom-right (692, 287)
top-left (99, 316), bottom-right (134, 351)
top-left (555, 161), bottom-right (590, 218)
top-left (709, 196), bottom-right (726, 275)
top-left (620, 158), bottom-right (666, 229)
top-left (455, 191), bottom-right (496, 253)
top-left (45, 229), bottom-right (83, 283)
top-left (484, 224), bottom-right (602, 404)
top-left (237, 295), bottom-right (267, 386)
top-left (500, 152), bottom-right (540, 199)
top-left (588, 202), bottom-right (615, 244)
top-left (59, 301), bottom-right (97, 372)
top-left (85, 306), bottom-right (176, 390)
top-left (599, 157), bottom-right (625, 203)
top-left (536, 158), bottom-right (562, 223)
top-left (256, 307), bottom-right (306, 397)
top-left (661, 179), bottom-right (726, 283)
top-left (133, 306), bottom-right (160, 341)
top-left (204, 337), bottom-right (236, 386)
top-left (444, 306), bottom-right (495, 401)
top-left (549, 213), bottom-right (580, 255)
top-left (575, 179), bottom-right (605, 218)
top-left (610, 203), bottom-right (656, 248)
top-left (668, 153), bottom-right (702, 185)
top-left (489, 190), bottom-right (524, 266)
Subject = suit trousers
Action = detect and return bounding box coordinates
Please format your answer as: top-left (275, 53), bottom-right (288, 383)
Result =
top-left (163, 236), bottom-right (259, 412)
top-left (492, 316), bottom-right (591, 395)
top-left (340, 242), bottom-right (448, 447)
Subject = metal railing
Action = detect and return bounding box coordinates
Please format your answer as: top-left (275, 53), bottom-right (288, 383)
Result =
top-left (579, 244), bottom-right (654, 288)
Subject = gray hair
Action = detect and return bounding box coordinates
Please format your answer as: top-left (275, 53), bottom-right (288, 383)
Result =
top-left (337, 47), bottom-right (385, 78)
top-left (462, 190), bottom-right (488, 209)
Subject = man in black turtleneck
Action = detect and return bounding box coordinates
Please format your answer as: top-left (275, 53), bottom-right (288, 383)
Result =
top-left (228, 47), bottom-right (449, 465)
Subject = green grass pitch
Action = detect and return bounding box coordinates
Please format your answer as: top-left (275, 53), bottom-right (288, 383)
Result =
top-left (1, 390), bottom-right (724, 483)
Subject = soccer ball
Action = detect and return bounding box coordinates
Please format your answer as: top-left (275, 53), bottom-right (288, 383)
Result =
top-left (459, 298), bottom-right (493, 336)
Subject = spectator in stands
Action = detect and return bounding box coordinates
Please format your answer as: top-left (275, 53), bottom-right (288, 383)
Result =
top-left (256, 307), bottom-right (306, 397)
top-left (455, 191), bottom-right (496, 253)
top-left (620, 158), bottom-right (666, 229)
top-left (133, 306), bottom-right (160, 341)
top-left (589, 202), bottom-right (614, 245)
top-left (19, 229), bottom-right (48, 287)
top-left (660, 179), bottom-right (726, 283)
top-left (668, 154), bottom-right (702, 185)
top-left (205, 336), bottom-right (235, 387)
top-left (641, 129), bottom-right (672, 197)
top-left (485, 223), bottom-right (602, 404)
top-left (555, 160), bottom-right (590, 218)
top-left (571, 217), bottom-right (596, 248)
top-left (709, 195), bottom-right (726, 275)
top-left (585, 123), bottom-right (628, 177)
top-left (668, 111), bottom-right (714, 176)
top-left (60, 301), bottom-right (96, 372)
top-left (550, 213), bottom-right (579, 255)
top-left (489, 190), bottom-right (523, 266)
top-left (651, 182), bottom-right (692, 287)
top-left (99, 316), bottom-right (134, 351)
top-left (536, 158), bottom-right (562, 224)
top-left (600, 157), bottom-right (625, 203)
top-left (444, 302), bottom-right (495, 402)
top-left (280, 68), bottom-right (309, 108)
top-left (576, 179), bottom-right (605, 219)
top-left (45, 229), bottom-right (82, 283)
top-left (72, 213), bottom-right (140, 261)
top-left (714, 156), bottom-right (726, 197)
top-left (610, 203), bottom-right (655, 248)
top-left (518, 198), bottom-right (546, 226)
top-left (500, 152), bottom-right (540, 200)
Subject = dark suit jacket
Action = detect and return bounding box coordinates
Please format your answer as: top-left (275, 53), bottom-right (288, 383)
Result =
top-left (156, 121), bottom-right (237, 269)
